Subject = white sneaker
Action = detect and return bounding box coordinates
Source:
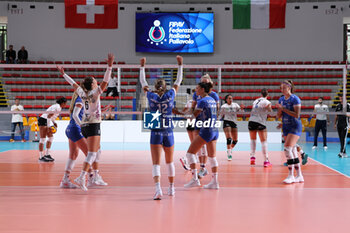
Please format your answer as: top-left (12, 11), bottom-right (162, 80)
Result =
top-left (203, 180), bottom-right (219, 189)
top-left (323, 146), bottom-right (328, 150)
top-left (167, 186), bottom-right (175, 196)
top-left (198, 167), bottom-right (208, 179)
top-left (283, 175), bottom-right (295, 184)
top-left (60, 179), bottom-right (78, 189)
top-left (295, 175), bottom-right (304, 183)
top-left (312, 146), bottom-right (317, 150)
top-left (93, 174), bottom-right (108, 186)
top-left (180, 157), bottom-right (190, 171)
top-left (153, 189), bottom-right (163, 200)
top-left (74, 176), bottom-right (88, 191)
top-left (184, 178), bottom-right (201, 188)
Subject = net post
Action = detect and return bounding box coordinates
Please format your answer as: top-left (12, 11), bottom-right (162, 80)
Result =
top-left (114, 106), bottom-right (118, 120)
top-left (117, 67), bottom-right (121, 94)
top-left (132, 98), bottom-right (137, 120)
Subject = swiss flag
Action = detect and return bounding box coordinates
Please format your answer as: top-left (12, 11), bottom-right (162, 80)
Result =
top-left (65, 0), bottom-right (118, 29)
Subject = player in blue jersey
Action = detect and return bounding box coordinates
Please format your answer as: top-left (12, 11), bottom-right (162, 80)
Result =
top-left (60, 92), bottom-right (107, 188)
top-left (184, 82), bottom-right (220, 190)
top-left (276, 80), bottom-right (304, 184)
top-left (184, 74), bottom-right (220, 179)
top-left (140, 55), bottom-right (183, 200)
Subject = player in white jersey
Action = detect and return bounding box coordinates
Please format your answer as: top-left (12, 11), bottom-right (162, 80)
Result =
top-left (57, 53), bottom-right (114, 191)
top-left (219, 94), bottom-right (241, 161)
top-left (248, 88), bottom-right (272, 167)
top-left (38, 97), bottom-right (67, 162)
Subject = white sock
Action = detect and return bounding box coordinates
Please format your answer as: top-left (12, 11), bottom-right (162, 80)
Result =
top-left (261, 141), bottom-right (268, 161)
top-left (294, 162), bottom-right (302, 177)
top-left (212, 173), bottom-right (218, 183)
top-left (45, 148), bottom-right (50, 155)
top-left (39, 151), bottom-right (44, 158)
top-left (227, 148), bottom-right (232, 155)
top-left (192, 169), bottom-right (198, 180)
top-left (288, 165), bottom-right (294, 177)
top-left (63, 172), bottom-right (69, 180)
top-left (169, 183), bottom-right (174, 188)
top-left (65, 158), bottom-right (76, 173)
top-left (94, 170), bottom-right (99, 176)
top-left (79, 171), bottom-right (87, 179)
top-left (250, 140), bottom-right (256, 156)
top-left (155, 182), bottom-right (161, 190)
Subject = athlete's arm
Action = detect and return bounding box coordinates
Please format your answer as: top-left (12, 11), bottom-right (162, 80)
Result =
top-left (57, 66), bottom-right (79, 90)
top-left (72, 103), bottom-right (83, 126)
top-left (173, 55), bottom-right (183, 93)
top-left (100, 53), bottom-right (115, 92)
top-left (193, 109), bottom-right (202, 118)
top-left (139, 57), bottom-right (149, 93)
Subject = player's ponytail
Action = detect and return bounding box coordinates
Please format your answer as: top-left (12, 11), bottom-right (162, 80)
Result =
top-left (69, 92), bottom-right (78, 114)
top-left (154, 78), bottom-right (167, 95)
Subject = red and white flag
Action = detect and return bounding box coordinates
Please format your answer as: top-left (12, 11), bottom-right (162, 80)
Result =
top-left (65, 0), bottom-right (118, 29)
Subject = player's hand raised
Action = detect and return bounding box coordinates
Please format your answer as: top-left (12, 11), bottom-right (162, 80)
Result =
top-left (140, 57), bottom-right (146, 67)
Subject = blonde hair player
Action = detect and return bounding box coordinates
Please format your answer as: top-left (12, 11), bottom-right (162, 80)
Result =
top-left (219, 94), bottom-right (242, 161)
top-left (60, 92), bottom-right (107, 188)
top-left (37, 97), bottom-right (67, 162)
top-left (276, 80), bottom-right (304, 184)
top-left (189, 74), bottom-right (220, 178)
top-left (248, 88), bottom-right (272, 167)
top-left (57, 53), bottom-right (114, 191)
top-left (140, 55), bottom-right (183, 200)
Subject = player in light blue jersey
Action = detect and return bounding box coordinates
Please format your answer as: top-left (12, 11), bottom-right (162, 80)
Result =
top-left (140, 55), bottom-right (183, 200)
top-left (276, 80), bottom-right (304, 184)
top-left (60, 92), bottom-right (107, 189)
top-left (184, 82), bottom-right (220, 190)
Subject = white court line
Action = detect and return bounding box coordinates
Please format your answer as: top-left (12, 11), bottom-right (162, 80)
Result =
top-left (309, 157), bottom-right (350, 179)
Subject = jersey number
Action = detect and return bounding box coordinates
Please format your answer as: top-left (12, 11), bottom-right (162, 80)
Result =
top-left (85, 101), bottom-right (89, 110)
top-left (157, 103), bottom-right (168, 114)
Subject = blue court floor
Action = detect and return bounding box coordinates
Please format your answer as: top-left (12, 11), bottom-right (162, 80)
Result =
top-left (0, 141), bottom-right (349, 177)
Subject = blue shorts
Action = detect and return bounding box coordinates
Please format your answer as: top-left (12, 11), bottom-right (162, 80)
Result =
top-left (282, 123), bottom-right (302, 137)
top-left (65, 125), bottom-right (84, 142)
top-left (199, 128), bottom-right (219, 143)
top-left (150, 129), bottom-right (174, 147)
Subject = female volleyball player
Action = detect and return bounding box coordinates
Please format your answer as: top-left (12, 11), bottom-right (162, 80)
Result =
top-left (57, 53), bottom-right (114, 191)
top-left (191, 74), bottom-right (220, 178)
top-left (248, 88), bottom-right (272, 167)
top-left (219, 94), bottom-right (241, 161)
top-left (276, 80), bottom-right (304, 184)
top-left (60, 92), bottom-right (107, 188)
top-left (140, 55), bottom-right (183, 200)
top-left (38, 97), bottom-right (67, 162)
top-left (184, 82), bottom-right (219, 189)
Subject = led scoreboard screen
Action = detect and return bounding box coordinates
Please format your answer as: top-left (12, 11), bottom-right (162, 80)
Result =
top-left (136, 12), bottom-right (214, 53)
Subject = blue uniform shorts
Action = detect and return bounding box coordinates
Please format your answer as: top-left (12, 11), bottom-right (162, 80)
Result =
top-left (65, 125), bottom-right (84, 142)
top-left (150, 129), bottom-right (174, 147)
top-left (199, 128), bottom-right (219, 143)
top-left (282, 123), bottom-right (302, 137)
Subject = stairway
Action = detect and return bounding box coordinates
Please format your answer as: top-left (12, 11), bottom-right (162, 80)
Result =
top-left (332, 70), bottom-right (350, 108)
top-left (0, 77), bottom-right (8, 107)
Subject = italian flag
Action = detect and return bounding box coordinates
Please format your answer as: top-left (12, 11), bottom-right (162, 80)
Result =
top-left (232, 0), bottom-right (286, 29)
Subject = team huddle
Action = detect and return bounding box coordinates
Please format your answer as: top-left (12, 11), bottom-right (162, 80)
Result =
top-left (35, 54), bottom-right (306, 200)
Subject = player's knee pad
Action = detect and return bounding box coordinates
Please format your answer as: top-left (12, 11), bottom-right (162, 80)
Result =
top-left (284, 146), bottom-right (293, 160)
top-left (39, 138), bottom-right (46, 144)
top-left (208, 157), bottom-right (218, 168)
top-left (48, 137), bottom-right (54, 143)
top-left (166, 162), bottom-right (175, 177)
top-left (186, 152), bottom-right (197, 165)
top-left (94, 149), bottom-right (101, 163)
top-left (227, 138), bottom-right (233, 145)
top-left (85, 152), bottom-right (97, 165)
top-left (232, 140), bottom-right (238, 145)
top-left (152, 164), bottom-right (161, 177)
top-left (293, 158), bottom-right (300, 164)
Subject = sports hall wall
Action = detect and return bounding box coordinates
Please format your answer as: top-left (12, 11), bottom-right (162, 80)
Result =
top-left (0, 1), bottom-right (349, 63)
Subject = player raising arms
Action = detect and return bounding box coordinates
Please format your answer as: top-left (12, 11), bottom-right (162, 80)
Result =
top-left (60, 92), bottom-right (107, 188)
top-left (57, 53), bottom-right (114, 191)
top-left (248, 88), bottom-right (272, 167)
top-left (140, 55), bottom-right (183, 200)
top-left (184, 82), bottom-right (220, 189)
top-left (276, 80), bottom-right (304, 184)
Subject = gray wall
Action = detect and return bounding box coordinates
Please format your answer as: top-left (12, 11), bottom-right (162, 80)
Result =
top-left (1, 1), bottom-right (349, 63)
